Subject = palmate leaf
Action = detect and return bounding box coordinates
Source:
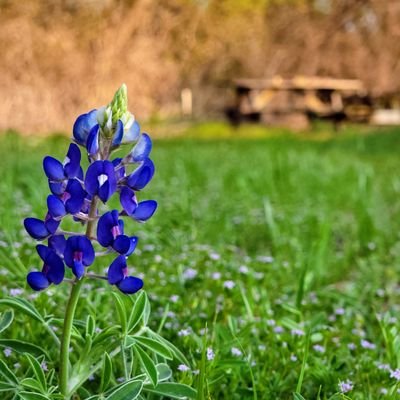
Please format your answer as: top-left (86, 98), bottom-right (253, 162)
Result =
top-left (143, 383), bottom-right (197, 399)
top-left (146, 330), bottom-right (189, 365)
top-left (25, 354), bottom-right (47, 393)
top-left (105, 379), bottom-right (143, 400)
top-left (100, 352), bottom-right (113, 393)
top-left (0, 360), bottom-right (18, 385)
top-left (0, 310), bottom-right (13, 333)
top-left (127, 291), bottom-right (147, 334)
top-left (0, 380), bottom-right (15, 392)
top-left (112, 292), bottom-right (128, 334)
top-left (133, 345), bottom-right (158, 387)
top-left (125, 336), bottom-right (173, 360)
top-left (18, 391), bottom-right (49, 400)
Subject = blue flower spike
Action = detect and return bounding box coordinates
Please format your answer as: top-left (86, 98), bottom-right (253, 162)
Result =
top-left (24, 84), bottom-right (155, 295)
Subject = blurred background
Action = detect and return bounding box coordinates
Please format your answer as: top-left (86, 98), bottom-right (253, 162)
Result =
top-left (2, 0), bottom-right (400, 134)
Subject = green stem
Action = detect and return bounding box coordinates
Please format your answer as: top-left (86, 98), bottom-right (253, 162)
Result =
top-left (59, 197), bottom-right (99, 398)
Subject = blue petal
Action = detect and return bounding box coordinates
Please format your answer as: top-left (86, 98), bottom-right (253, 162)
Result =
top-left (120, 187), bottom-right (137, 216)
top-left (45, 250), bottom-right (65, 284)
top-left (72, 260), bottom-right (85, 279)
top-left (117, 276), bottom-right (143, 294)
top-left (47, 195), bottom-right (66, 219)
top-left (112, 158), bottom-right (125, 181)
top-left (78, 236), bottom-right (95, 266)
top-left (65, 180), bottom-right (86, 214)
top-left (107, 255), bottom-right (126, 285)
top-left (98, 180), bottom-right (111, 203)
top-left (64, 236), bottom-right (79, 268)
top-left (86, 125), bottom-right (100, 156)
top-left (113, 235), bottom-right (132, 255)
top-left (27, 271), bottom-right (50, 291)
top-left (131, 200), bottom-right (157, 222)
top-left (130, 133), bottom-right (152, 162)
top-left (49, 180), bottom-right (65, 196)
top-left (36, 244), bottom-right (50, 262)
top-left (123, 120), bottom-right (140, 143)
top-left (44, 214), bottom-right (60, 234)
top-left (43, 156), bottom-right (65, 181)
top-left (125, 236), bottom-right (139, 257)
top-left (64, 143), bottom-right (81, 178)
top-left (84, 161), bottom-right (103, 196)
top-left (48, 235), bottom-right (66, 257)
top-left (127, 159), bottom-right (155, 191)
top-left (73, 109), bottom-right (98, 146)
top-left (112, 120), bottom-right (124, 147)
top-left (24, 218), bottom-right (49, 240)
top-left (97, 211), bottom-right (115, 247)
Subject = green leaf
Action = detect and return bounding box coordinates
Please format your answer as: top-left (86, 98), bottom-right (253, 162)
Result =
top-left (20, 378), bottom-right (43, 392)
top-left (0, 339), bottom-right (49, 359)
top-left (100, 352), bottom-right (113, 393)
top-left (142, 294), bottom-right (150, 327)
top-left (0, 380), bottom-right (15, 392)
top-left (112, 292), bottom-right (128, 334)
top-left (146, 330), bottom-right (189, 365)
top-left (293, 393), bottom-right (307, 400)
top-left (127, 292), bottom-right (146, 334)
top-left (18, 391), bottom-right (50, 400)
top-left (156, 364), bottom-right (172, 382)
top-left (0, 298), bottom-right (43, 323)
top-left (106, 379), bottom-right (143, 400)
top-left (0, 310), bottom-right (13, 333)
top-left (134, 345), bottom-right (158, 387)
top-left (125, 336), bottom-right (173, 360)
top-left (86, 315), bottom-right (95, 337)
top-left (143, 383), bottom-right (197, 399)
top-left (0, 359), bottom-right (18, 385)
top-left (25, 354), bottom-right (46, 392)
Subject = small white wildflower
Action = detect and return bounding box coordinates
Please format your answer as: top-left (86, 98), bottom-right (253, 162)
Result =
top-left (3, 348), bottom-right (12, 357)
top-left (207, 347), bottom-right (215, 361)
top-left (223, 280), bottom-right (235, 289)
top-left (231, 347), bottom-right (242, 357)
top-left (178, 328), bottom-right (192, 337)
top-left (178, 364), bottom-right (190, 372)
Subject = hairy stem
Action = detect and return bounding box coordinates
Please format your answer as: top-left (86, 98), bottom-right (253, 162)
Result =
top-left (59, 196), bottom-right (99, 398)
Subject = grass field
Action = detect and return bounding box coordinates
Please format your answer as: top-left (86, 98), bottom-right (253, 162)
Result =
top-left (1, 123), bottom-right (400, 399)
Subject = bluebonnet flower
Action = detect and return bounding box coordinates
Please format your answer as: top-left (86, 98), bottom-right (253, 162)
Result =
top-left (120, 187), bottom-right (157, 222)
top-left (43, 143), bottom-right (82, 183)
top-left (64, 236), bottom-right (95, 279)
top-left (24, 84), bottom-right (156, 295)
top-left (47, 180), bottom-right (86, 219)
top-left (24, 213), bottom-right (60, 240)
top-left (97, 210), bottom-right (138, 255)
top-left (107, 255), bottom-right (143, 294)
top-left (27, 245), bottom-right (65, 290)
top-left (84, 161), bottom-right (117, 203)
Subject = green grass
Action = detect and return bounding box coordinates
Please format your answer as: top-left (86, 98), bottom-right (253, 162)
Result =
top-left (1, 123), bottom-right (400, 399)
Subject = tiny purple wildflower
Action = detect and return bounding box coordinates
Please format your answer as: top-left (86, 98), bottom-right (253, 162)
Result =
top-left (338, 380), bottom-right (353, 393)
top-left (390, 369), bottom-right (400, 381)
top-left (3, 347), bottom-right (12, 357)
top-left (207, 347), bottom-right (215, 361)
top-left (177, 364), bottom-right (190, 372)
